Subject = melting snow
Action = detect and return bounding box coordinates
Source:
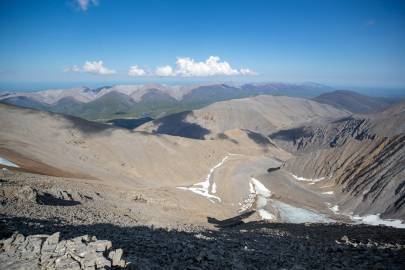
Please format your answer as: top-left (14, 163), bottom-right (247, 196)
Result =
top-left (326, 203), bottom-right (339, 214)
top-left (211, 182), bottom-right (217, 194)
top-left (352, 214), bottom-right (405, 229)
top-left (291, 173), bottom-right (326, 183)
top-left (250, 177), bottom-right (271, 197)
top-left (0, 157), bottom-right (19, 168)
top-left (238, 177), bottom-right (273, 220)
top-left (258, 209), bottom-right (275, 220)
top-left (239, 177), bottom-right (335, 223)
top-left (177, 156), bottom-right (229, 203)
top-left (325, 203), bottom-right (405, 229)
top-left (272, 201), bottom-right (333, 223)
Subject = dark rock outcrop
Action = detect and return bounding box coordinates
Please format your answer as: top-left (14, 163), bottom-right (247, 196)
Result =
top-left (0, 232), bottom-right (127, 269)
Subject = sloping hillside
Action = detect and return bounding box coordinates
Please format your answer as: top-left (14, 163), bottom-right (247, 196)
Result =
top-left (138, 95), bottom-right (349, 139)
top-left (0, 103), bottom-right (294, 224)
top-left (313, 90), bottom-right (395, 114)
top-left (271, 103), bottom-right (405, 219)
top-left (0, 104), bottom-right (285, 187)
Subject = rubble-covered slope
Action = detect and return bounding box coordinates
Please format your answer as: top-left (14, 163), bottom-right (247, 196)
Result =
top-left (271, 103), bottom-right (405, 219)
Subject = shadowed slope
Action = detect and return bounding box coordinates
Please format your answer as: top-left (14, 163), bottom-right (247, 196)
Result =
top-left (313, 90), bottom-right (396, 114)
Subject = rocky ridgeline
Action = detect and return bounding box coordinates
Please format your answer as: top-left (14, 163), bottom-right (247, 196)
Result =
top-left (0, 232), bottom-right (128, 270)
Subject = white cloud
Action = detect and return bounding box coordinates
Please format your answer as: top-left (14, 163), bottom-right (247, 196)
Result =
top-left (76, 0), bottom-right (99, 11)
top-left (83, 60), bottom-right (116, 75)
top-left (64, 56), bottom-right (256, 77)
top-left (128, 65), bottom-right (146, 76)
top-left (176, 56), bottom-right (239, 76)
top-left (155, 65), bottom-right (175, 77)
top-left (154, 56), bottom-right (256, 77)
top-left (64, 65), bottom-right (80, 73)
top-left (65, 60), bottom-right (116, 75)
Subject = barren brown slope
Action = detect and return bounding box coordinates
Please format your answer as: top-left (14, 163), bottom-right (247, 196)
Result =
top-left (137, 95), bottom-right (349, 139)
top-left (271, 103), bottom-right (405, 219)
top-left (0, 103), bottom-right (294, 224)
top-left (0, 104), bottom-right (289, 188)
top-left (313, 90), bottom-right (395, 114)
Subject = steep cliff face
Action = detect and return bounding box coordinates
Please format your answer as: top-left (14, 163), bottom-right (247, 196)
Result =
top-left (270, 117), bottom-right (376, 153)
top-left (271, 104), bottom-right (405, 219)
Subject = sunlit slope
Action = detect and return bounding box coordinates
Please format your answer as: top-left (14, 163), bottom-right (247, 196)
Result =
top-left (0, 104), bottom-right (287, 188)
top-left (138, 95), bottom-right (349, 138)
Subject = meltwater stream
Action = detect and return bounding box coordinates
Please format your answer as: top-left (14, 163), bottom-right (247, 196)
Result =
top-left (177, 155), bottom-right (229, 203)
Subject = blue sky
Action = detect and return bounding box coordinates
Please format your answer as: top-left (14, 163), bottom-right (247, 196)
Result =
top-left (0, 0), bottom-right (404, 91)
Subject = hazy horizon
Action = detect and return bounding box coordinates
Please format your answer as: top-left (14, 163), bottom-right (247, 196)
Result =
top-left (1, 80), bottom-right (404, 98)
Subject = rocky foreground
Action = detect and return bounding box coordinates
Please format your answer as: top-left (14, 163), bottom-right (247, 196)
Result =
top-left (1, 169), bottom-right (405, 269)
top-left (1, 216), bottom-right (405, 270)
top-left (0, 232), bottom-right (126, 270)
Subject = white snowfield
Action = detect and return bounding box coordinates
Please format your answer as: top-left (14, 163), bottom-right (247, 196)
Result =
top-left (326, 203), bottom-right (340, 214)
top-left (326, 202), bottom-right (405, 229)
top-left (272, 201), bottom-right (333, 223)
top-left (290, 173), bottom-right (326, 183)
top-left (250, 177), bottom-right (275, 220)
top-left (0, 157), bottom-right (19, 168)
top-left (352, 214), bottom-right (405, 229)
top-left (243, 177), bottom-right (331, 222)
top-left (238, 177), bottom-right (274, 219)
top-left (177, 155), bottom-right (229, 203)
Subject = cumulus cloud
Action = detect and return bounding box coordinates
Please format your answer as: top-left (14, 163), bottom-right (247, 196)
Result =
top-left (154, 56), bottom-right (256, 77)
top-left (64, 56), bottom-right (256, 77)
top-left (64, 60), bottom-right (116, 75)
top-left (76, 0), bottom-right (99, 11)
top-left (155, 65), bottom-right (175, 77)
top-left (128, 65), bottom-right (146, 76)
top-left (83, 60), bottom-right (116, 75)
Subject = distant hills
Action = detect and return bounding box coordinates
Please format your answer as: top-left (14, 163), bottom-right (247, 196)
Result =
top-left (0, 83), bottom-right (400, 122)
top-left (138, 95), bottom-right (349, 139)
top-left (0, 83), bottom-right (333, 121)
top-left (313, 90), bottom-right (395, 114)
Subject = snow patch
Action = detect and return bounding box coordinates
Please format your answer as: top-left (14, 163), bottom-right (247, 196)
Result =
top-left (325, 203), bottom-right (405, 228)
top-left (211, 183), bottom-right (217, 194)
top-left (0, 157), bottom-right (19, 168)
top-left (326, 203), bottom-right (339, 214)
top-left (177, 155), bottom-right (229, 203)
top-left (250, 177), bottom-right (271, 197)
top-left (291, 173), bottom-right (326, 183)
top-left (322, 191), bottom-right (334, 195)
top-left (352, 214), bottom-right (405, 229)
top-left (258, 209), bottom-right (275, 220)
top-left (272, 201), bottom-right (333, 223)
top-left (239, 176), bottom-right (335, 223)
top-left (238, 177), bottom-right (273, 220)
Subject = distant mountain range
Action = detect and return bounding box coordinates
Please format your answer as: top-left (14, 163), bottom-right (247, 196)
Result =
top-left (0, 82), bottom-right (334, 121)
top-left (0, 83), bottom-right (399, 122)
top-left (313, 90), bottom-right (395, 114)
